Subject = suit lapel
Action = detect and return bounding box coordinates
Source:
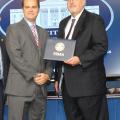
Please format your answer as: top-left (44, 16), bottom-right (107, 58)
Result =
top-left (59, 10), bottom-right (87, 40)
top-left (72, 10), bottom-right (87, 40)
top-left (20, 19), bottom-right (41, 64)
top-left (36, 26), bottom-right (43, 47)
top-left (21, 19), bottom-right (39, 49)
top-left (58, 16), bottom-right (71, 38)
top-left (37, 26), bottom-right (49, 61)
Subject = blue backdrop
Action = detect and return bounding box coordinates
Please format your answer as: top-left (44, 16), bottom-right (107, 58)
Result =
top-left (1, 0), bottom-right (120, 120)
top-left (0, 0), bottom-right (120, 77)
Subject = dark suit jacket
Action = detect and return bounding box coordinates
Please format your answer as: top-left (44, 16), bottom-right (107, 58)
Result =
top-left (0, 38), bottom-right (10, 89)
top-left (55, 10), bottom-right (108, 97)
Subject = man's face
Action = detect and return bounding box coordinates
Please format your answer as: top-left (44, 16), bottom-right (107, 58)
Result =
top-left (23, 0), bottom-right (39, 22)
top-left (67, 0), bottom-right (85, 17)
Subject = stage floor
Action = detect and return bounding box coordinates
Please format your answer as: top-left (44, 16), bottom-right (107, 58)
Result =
top-left (4, 97), bottom-right (120, 120)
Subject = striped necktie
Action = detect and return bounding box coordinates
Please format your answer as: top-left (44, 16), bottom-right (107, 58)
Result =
top-left (66, 19), bottom-right (76, 39)
top-left (31, 25), bottom-right (39, 46)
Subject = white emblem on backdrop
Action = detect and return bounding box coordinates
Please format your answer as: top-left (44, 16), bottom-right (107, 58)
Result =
top-left (0, 0), bottom-right (14, 35)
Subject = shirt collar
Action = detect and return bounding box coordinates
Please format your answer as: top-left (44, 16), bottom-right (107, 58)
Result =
top-left (24, 18), bottom-right (36, 28)
top-left (71, 8), bottom-right (84, 21)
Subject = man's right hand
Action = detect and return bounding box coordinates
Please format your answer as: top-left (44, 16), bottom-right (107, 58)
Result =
top-left (54, 81), bottom-right (59, 94)
top-left (34, 73), bottom-right (49, 85)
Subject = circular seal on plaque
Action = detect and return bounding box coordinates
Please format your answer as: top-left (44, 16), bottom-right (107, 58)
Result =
top-left (55, 42), bottom-right (65, 52)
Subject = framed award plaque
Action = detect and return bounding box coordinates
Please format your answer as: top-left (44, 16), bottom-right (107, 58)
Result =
top-left (43, 39), bottom-right (76, 61)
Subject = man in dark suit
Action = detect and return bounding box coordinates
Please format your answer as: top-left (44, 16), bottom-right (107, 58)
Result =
top-left (5, 0), bottom-right (52, 120)
top-left (0, 37), bottom-right (10, 120)
top-left (55, 0), bottom-right (109, 120)
top-left (0, 16), bottom-right (10, 120)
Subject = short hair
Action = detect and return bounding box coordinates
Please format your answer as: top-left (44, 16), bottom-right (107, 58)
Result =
top-left (67, 0), bottom-right (86, 6)
top-left (21, 0), bottom-right (40, 8)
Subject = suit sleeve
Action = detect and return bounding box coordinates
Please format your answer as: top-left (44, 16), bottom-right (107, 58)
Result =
top-left (80, 15), bottom-right (108, 68)
top-left (6, 26), bottom-right (37, 81)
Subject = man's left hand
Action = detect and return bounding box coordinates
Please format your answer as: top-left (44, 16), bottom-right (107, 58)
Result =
top-left (64, 56), bottom-right (80, 66)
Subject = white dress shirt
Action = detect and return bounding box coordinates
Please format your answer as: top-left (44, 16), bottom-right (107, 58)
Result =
top-left (65, 9), bottom-right (84, 40)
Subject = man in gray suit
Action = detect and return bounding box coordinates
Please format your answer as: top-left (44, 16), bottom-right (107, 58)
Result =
top-left (5, 0), bottom-right (52, 120)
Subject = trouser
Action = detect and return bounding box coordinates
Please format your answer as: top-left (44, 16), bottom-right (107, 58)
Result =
top-left (0, 81), bottom-right (4, 120)
top-left (62, 83), bottom-right (109, 120)
top-left (7, 86), bottom-right (47, 120)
